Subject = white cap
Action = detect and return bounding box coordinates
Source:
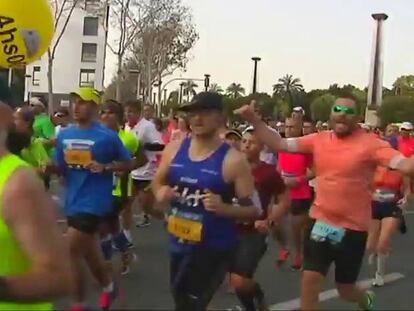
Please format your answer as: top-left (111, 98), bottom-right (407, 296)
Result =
top-left (401, 122), bottom-right (413, 131)
top-left (293, 106), bottom-right (304, 114)
top-left (29, 97), bottom-right (45, 108)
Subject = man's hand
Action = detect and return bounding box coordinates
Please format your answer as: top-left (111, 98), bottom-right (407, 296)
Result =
top-left (398, 196), bottom-right (408, 209)
top-left (202, 190), bottom-right (227, 216)
top-left (254, 219), bottom-right (270, 234)
top-left (234, 100), bottom-right (260, 124)
top-left (86, 161), bottom-right (105, 174)
top-left (155, 185), bottom-right (179, 205)
top-left (282, 176), bottom-right (300, 188)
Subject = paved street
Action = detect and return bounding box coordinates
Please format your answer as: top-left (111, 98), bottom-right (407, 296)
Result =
top-left (56, 207), bottom-right (414, 310)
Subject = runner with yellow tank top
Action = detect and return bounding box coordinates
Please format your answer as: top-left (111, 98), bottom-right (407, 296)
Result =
top-left (0, 79), bottom-right (71, 309)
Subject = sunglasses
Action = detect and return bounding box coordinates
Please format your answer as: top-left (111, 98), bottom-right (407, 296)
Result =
top-left (331, 105), bottom-right (356, 115)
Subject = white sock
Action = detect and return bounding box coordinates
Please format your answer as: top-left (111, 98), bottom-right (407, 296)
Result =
top-left (368, 253), bottom-right (376, 266)
top-left (103, 282), bottom-right (114, 293)
top-left (123, 229), bottom-right (132, 241)
top-left (101, 234), bottom-right (112, 243)
top-left (377, 254), bottom-right (388, 276)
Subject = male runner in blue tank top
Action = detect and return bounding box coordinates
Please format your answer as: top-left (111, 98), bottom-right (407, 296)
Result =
top-left (152, 92), bottom-right (260, 311)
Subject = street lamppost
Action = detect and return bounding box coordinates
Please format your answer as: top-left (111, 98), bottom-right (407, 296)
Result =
top-left (365, 13), bottom-right (388, 125)
top-left (204, 74), bottom-right (210, 91)
top-left (251, 57), bottom-right (261, 94)
top-left (179, 82), bottom-right (185, 105)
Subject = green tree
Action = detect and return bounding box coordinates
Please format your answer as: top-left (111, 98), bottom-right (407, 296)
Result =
top-left (183, 80), bottom-right (198, 102)
top-left (209, 83), bottom-right (224, 94)
top-left (273, 74), bottom-right (304, 110)
top-left (377, 96), bottom-right (414, 126)
top-left (392, 75), bottom-right (414, 96)
top-left (311, 94), bottom-right (337, 122)
top-left (226, 83), bottom-right (245, 98)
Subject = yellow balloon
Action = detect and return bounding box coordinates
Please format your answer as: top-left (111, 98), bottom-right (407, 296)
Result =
top-left (0, 0), bottom-right (54, 68)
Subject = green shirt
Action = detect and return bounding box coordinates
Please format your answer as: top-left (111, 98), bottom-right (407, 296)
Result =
top-left (113, 129), bottom-right (139, 197)
top-left (33, 114), bottom-right (55, 140)
top-left (33, 114), bottom-right (55, 157)
top-left (20, 138), bottom-right (50, 168)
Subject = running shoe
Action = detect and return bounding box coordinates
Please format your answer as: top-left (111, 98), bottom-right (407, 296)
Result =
top-left (121, 252), bottom-right (138, 275)
top-left (99, 281), bottom-right (120, 311)
top-left (359, 290), bottom-right (376, 311)
top-left (112, 231), bottom-right (135, 251)
top-left (372, 272), bottom-right (385, 287)
top-left (276, 249), bottom-right (290, 267)
top-left (290, 255), bottom-right (302, 271)
top-left (136, 215), bottom-right (151, 228)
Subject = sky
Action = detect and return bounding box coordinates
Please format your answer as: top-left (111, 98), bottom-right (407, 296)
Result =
top-left (104, 0), bottom-right (414, 95)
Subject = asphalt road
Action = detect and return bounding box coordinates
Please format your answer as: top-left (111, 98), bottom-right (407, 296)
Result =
top-left (56, 209), bottom-right (414, 310)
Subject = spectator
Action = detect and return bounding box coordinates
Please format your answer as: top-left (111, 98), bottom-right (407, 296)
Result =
top-left (170, 115), bottom-right (190, 142)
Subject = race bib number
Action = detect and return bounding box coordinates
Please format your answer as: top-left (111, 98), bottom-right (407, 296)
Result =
top-left (168, 215), bottom-right (203, 242)
top-left (311, 221), bottom-right (345, 245)
top-left (64, 149), bottom-right (92, 166)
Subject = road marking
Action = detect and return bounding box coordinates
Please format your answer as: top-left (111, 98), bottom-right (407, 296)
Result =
top-left (269, 272), bottom-right (405, 310)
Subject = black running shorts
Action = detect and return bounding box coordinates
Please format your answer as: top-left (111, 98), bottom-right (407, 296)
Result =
top-left (133, 179), bottom-right (151, 192)
top-left (170, 247), bottom-right (234, 311)
top-left (303, 220), bottom-right (367, 284)
top-left (372, 201), bottom-right (402, 220)
top-left (290, 198), bottom-right (312, 216)
top-left (229, 232), bottom-right (267, 278)
top-left (67, 213), bottom-right (102, 234)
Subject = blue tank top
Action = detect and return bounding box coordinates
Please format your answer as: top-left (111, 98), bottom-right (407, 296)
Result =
top-left (167, 138), bottom-right (237, 253)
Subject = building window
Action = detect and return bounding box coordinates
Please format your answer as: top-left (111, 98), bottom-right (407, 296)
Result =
top-left (81, 43), bottom-right (97, 62)
top-left (80, 69), bottom-right (95, 87)
top-left (32, 66), bottom-right (40, 86)
top-left (83, 17), bottom-right (99, 36)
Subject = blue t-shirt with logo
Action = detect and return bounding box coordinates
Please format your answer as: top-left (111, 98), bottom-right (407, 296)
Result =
top-left (55, 122), bottom-right (131, 216)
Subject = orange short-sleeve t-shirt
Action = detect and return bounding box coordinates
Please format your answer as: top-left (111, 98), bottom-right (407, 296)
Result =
top-left (294, 130), bottom-right (403, 231)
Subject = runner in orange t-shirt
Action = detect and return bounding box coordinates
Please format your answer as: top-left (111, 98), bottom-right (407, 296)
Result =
top-left (235, 97), bottom-right (414, 311)
top-left (366, 124), bottom-right (411, 287)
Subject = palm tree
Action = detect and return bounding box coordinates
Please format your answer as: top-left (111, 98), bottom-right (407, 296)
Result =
top-left (273, 74), bottom-right (304, 108)
top-left (209, 83), bottom-right (224, 94)
top-left (392, 75), bottom-right (414, 96)
top-left (183, 80), bottom-right (198, 102)
top-left (226, 83), bottom-right (245, 98)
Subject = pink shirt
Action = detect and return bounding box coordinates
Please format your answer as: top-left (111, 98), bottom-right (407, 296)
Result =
top-left (293, 130), bottom-right (404, 231)
top-left (278, 152), bottom-right (312, 199)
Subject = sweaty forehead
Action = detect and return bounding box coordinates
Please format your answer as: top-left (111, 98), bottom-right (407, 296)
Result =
top-left (335, 98), bottom-right (356, 108)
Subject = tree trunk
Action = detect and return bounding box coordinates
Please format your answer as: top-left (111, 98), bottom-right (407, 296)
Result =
top-left (157, 73), bottom-right (162, 117)
top-left (116, 55), bottom-right (122, 103)
top-left (47, 50), bottom-right (54, 115)
top-left (147, 53), bottom-right (152, 105)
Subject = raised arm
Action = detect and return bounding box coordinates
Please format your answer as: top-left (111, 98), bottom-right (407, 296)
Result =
top-left (234, 101), bottom-right (315, 154)
top-left (234, 102), bottom-right (289, 153)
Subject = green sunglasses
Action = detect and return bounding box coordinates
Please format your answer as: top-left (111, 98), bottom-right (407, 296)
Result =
top-left (331, 105), bottom-right (356, 115)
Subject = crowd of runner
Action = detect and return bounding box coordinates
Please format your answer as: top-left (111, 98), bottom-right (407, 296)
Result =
top-left (1, 76), bottom-right (414, 311)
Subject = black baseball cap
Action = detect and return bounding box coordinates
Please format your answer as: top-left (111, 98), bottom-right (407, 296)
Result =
top-left (178, 92), bottom-right (223, 112)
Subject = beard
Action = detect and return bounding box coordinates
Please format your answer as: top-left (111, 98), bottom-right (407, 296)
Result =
top-left (6, 127), bottom-right (31, 155)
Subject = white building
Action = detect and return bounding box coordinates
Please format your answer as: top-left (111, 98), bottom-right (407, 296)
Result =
top-left (25, 1), bottom-right (108, 109)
